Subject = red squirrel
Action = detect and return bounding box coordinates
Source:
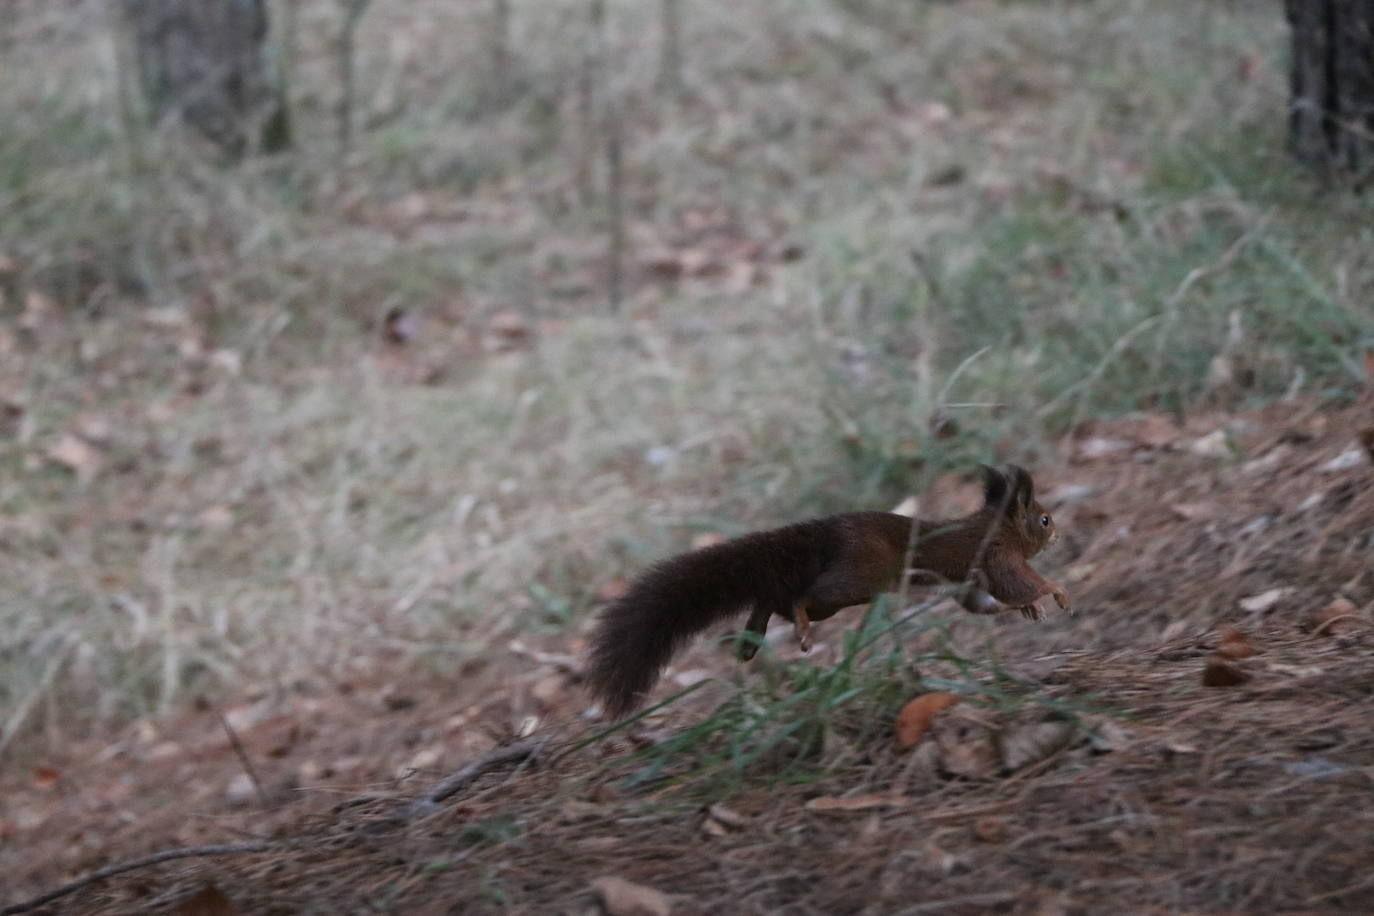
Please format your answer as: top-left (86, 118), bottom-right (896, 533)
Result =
top-left (585, 465), bottom-right (1069, 718)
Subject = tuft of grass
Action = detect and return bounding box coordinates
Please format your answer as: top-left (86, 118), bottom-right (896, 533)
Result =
top-left (595, 593), bottom-right (1104, 802)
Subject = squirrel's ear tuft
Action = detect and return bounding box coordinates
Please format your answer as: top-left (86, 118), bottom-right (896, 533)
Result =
top-left (1008, 464), bottom-right (1034, 508)
top-left (980, 464), bottom-right (1009, 509)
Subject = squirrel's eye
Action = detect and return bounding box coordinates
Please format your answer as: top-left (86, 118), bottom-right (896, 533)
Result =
top-left (1040, 514), bottom-right (1051, 527)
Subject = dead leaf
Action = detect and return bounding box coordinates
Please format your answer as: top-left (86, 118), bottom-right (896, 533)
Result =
top-left (1360, 428), bottom-right (1374, 464)
top-left (889, 495), bottom-right (919, 517)
top-left (589, 875), bottom-right (672, 916)
top-left (488, 310), bottom-right (531, 347)
top-left (595, 577), bottom-right (629, 603)
top-left (999, 721), bottom-right (1077, 772)
top-left (1268, 662), bottom-right (1324, 678)
top-left (929, 409), bottom-right (959, 440)
top-left (1086, 720), bottom-right (1131, 753)
top-left (1306, 596), bottom-right (1362, 637)
top-left (1238, 588), bottom-right (1293, 614)
top-left (209, 349), bottom-right (242, 376)
top-left (972, 816), bottom-right (1008, 843)
top-left (1202, 656), bottom-right (1249, 687)
top-left (1319, 448), bottom-right (1365, 473)
top-left (1187, 429), bottom-right (1230, 458)
top-left (530, 674), bottom-right (566, 706)
top-left (173, 883), bottom-right (239, 916)
top-left (701, 817), bottom-right (730, 837)
top-left (197, 505), bottom-right (235, 531)
top-left (73, 413), bottom-right (114, 446)
top-left (894, 692), bottom-right (960, 749)
top-left (1130, 412), bottom-right (1180, 449)
top-left (1075, 436), bottom-right (1131, 460)
top-left (935, 716), bottom-right (1001, 780)
top-left (224, 773), bottom-right (258, 806)
top-left (20, 289), bottom-right (62, 335)
top-left (560, 800), bottom-right (605, 823)
top-left (1169, 502), bottom-right (1214, 522)
top-left (670, 668), bottom-right (713, 688)
top-left (1215, 625), bottom-right (1256, 659)
top-left (706, 803), bottom-right (750, 829)
top-left (46, 433), bottom-right (102, 484)
top-left (804, 794), bottom-right (908, 812)
top-left (690, 532), bottom-right (726, 550)
top-left (383, 307), bottom-right (418, 345)
top-left (31, 767), bottom-right (60, 790)
top-left (641, 249), bottom-right (687, 280)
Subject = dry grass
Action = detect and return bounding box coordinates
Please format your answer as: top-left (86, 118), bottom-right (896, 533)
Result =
top-left (1, 0), bottom-right (1371, 769)
top-left (3, 391), bottom-right (1372, 912)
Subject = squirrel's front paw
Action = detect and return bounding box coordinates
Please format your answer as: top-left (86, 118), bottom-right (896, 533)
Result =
top-left (1051, 586), bottom-right (1071, 613)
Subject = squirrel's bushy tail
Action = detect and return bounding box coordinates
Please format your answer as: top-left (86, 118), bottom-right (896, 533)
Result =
top-left (585, 523), bottom-right (832, 718)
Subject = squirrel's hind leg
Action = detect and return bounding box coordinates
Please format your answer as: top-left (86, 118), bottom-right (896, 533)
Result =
top-left (737, 604), bottom-right (772, 661)
top-left (792, 599), bottom-right (813, 653)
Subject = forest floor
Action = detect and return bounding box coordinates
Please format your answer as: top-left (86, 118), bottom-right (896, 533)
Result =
top-left (4, 390), bottom-right (1372, 915)
top-left (4, 1), bottom-right (1374, 913)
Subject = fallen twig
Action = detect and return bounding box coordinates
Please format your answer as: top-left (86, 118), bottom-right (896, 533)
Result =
top-left (400, 738), bottom-right (546, 820)
top-left (219, 712), bottom-right (269, 807)
top-left (1, 842), bottom-right (272, 915)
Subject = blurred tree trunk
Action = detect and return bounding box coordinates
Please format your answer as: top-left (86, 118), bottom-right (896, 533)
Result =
top-left (122, 0), bottom-right (291, 159)
top-left (1286, 0), bottom-right (1374, 174)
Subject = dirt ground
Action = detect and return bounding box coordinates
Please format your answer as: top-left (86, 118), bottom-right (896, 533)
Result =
top-left (3, 391), bottom-right (1373, 915)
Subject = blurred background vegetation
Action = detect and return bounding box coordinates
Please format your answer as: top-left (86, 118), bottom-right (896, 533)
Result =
top-left (1, 0), bottom-right (1371, 757)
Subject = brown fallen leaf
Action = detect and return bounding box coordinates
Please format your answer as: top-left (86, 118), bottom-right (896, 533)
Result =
top-left (46, 433), bottom-right (102, 484)
top-left (999, 721), bottom-right (1078, 773)
top-left (1215, 625), bottom-right (1256, 659)
top-left (929, 409), bottom-right (959, 440)
top-left (20, 289), bottom-right (63, 336)
top-left (1359, 428), bottom-right (1374, 464)
top-left (173, 883), bottom-right (239, 916)
top-left (560, 799), bottom-right (604, 823)
top-left (972, 816), bottom-right (1008, 843)
top-left (589, 875), bottom-right (672, 916)
top-left (1306, 596), bottom-right (1362, 637)
top-left (935, 716), bottom-right (1001, 780)
top-left (894, 692), bottom-right (960, 749)
top-left (31, 767), bottom-right (60, 790)
top-left (197, 505), bottom-right (235, 531)
top-left (804, 794), bottom-right (908, 812)
top-left (1169, 502), bottom-right (1214, 522)
top-left (701, 817), bottom-right (730, 837)
top-left (488, 309), bottom-right (532, 347)
top-left (690, 532), bottom-right (726, 550)
top-left (1202, 656), bottom-right (1249, 687)
top-left (595, 577), bottom-right (629, 603)
top-left (706, 803), bottom-right (750, 829)
top-left (383, 306), bottom-right (418, 345)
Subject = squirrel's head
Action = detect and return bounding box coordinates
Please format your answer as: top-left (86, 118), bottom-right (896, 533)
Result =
top-left (979, 464), bottom-right (1057, 556)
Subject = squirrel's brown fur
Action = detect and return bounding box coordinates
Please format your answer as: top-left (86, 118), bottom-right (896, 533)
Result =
top-left (585, 465), bottom-right (1067, 718)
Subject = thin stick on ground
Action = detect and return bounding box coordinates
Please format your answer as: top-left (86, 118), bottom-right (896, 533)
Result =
top-left (0, 842), bottom-right (272, 916)
top-left (399, 738), bottom-right (547, 819)
top-left (219, 711), bottom-right (269, 807)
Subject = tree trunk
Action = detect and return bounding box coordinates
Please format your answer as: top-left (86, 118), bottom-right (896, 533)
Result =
top-left (122, 0), bottom-right (291, 159)
top-left (1286, 0), bottom-right (1374, 174)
